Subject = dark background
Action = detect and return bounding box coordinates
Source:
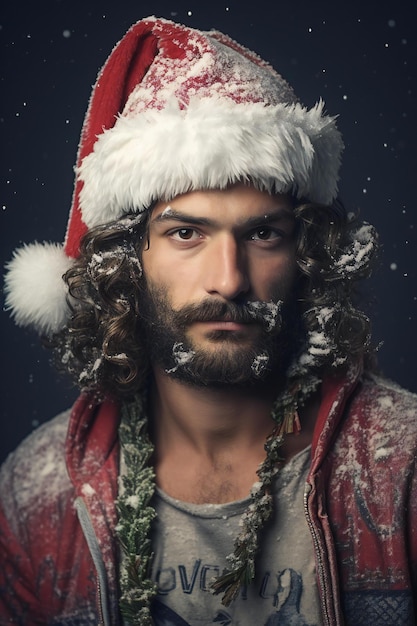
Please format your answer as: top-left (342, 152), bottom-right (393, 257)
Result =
top-left (1, 0), bottom-right (416, 463)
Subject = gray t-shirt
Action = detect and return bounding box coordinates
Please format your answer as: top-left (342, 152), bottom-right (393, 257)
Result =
top-left (150, 446), bottom-right (322, 625)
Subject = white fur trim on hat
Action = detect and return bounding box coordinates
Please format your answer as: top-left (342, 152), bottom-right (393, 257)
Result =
top-left (4, 243), bottom-right (73, 334)
top-left (78, 98), bottom-right (343, 228)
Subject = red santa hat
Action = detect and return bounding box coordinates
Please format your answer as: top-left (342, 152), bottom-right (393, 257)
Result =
top-left (5, 16), bottom-right (343, 335)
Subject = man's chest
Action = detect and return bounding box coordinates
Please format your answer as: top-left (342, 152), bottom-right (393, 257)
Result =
top-left (149, 446), bottom-right (322, 626)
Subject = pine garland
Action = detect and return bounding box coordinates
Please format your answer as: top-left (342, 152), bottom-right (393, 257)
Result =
top-left (210, 429), bottom-right (283, 605)
top-left (115, 394), bottom-right (158, 624)
top-left (210, 373), bottom-right (320, 605)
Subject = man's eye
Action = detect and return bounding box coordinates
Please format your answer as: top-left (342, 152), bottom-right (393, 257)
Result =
top-left (250, 228), bottom-right (281, 241)
top-left (171, 228), bottom-right (200, 240)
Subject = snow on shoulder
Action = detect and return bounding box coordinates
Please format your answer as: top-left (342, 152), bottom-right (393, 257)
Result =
top-left (0, 410), bottom-right (71, 520)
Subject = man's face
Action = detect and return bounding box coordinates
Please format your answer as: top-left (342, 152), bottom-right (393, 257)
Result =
top-left (140, 183), bottom-right (299, 387)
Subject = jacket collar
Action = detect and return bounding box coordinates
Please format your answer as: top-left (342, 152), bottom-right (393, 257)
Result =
top-left (310, 360), bottom-right (363, 475)
top-left (65, 392), bottom-right (121, 490)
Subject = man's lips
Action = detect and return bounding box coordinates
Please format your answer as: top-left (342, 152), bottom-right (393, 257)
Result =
top-left (192, 319), bottom-right (256, 331)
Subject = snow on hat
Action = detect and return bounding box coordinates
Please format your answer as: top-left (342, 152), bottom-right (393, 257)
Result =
top-left (4, 15), bottom-right (344, 335)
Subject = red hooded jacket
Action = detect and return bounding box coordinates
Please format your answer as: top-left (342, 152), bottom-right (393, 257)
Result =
top-left (0, 367), bottom-right (416, 625)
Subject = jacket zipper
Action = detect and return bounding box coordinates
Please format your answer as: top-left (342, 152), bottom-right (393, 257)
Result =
top-left (75, 497), bottom-right (111, 626)
top-left (304, 482), bottom-right (335, 626)
top-left (97, 577), bottom-right (105, 626)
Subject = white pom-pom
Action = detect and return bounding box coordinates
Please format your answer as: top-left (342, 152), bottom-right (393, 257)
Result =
top-left (4, 242), bottom-right (73, 335)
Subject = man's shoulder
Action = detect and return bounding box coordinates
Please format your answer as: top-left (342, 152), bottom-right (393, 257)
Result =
top-left (0, 409), bottom-right (73, 519)
top-left (2, 408), bottom-right (71, 470)
top-left (358, 372), bottom-right (417, 421)
top-left (343, 372), bottom-right (417, 455)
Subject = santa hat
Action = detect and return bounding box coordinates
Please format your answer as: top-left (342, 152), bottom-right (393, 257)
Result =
top-left (4, 16), bottom-right (344, 335)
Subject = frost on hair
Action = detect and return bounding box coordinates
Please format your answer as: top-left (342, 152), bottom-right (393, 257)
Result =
top-left (293, 200), bottom-right (379, 374)
top-left (332, 223), bottom-right (377, 278)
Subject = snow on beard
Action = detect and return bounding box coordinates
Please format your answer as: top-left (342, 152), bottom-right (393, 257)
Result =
top-left (138, 286), bottom-right (292, 387)
top-left (166, 300), bottom-right (283, 378)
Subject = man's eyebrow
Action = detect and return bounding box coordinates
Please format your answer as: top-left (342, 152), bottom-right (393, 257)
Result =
top-left (240, 210), bottom-right (295, 229)
top-left (151, 209), bottom-right (214, 227)
top-left (151, 207), bottom-right (294, 228)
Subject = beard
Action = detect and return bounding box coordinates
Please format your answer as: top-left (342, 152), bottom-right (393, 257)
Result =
top-left (138, 280), bottom-right (301, 390)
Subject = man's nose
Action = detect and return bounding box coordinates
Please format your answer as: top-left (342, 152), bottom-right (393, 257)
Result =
top-left (204, 234), bottom-right (250, 300)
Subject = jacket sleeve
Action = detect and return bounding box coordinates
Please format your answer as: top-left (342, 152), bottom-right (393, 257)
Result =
top-left (0, 411), bottom-right (73, 625)
top-left (408, 439), bottom-right (417, 602)
top-left (323, 375), bottom-right (417, 622)
top-left (0, 500), bottom-right (44, 624)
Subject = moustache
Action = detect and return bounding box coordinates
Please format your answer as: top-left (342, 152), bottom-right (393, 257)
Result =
top-left (173, 299), bottom-right (283, 333)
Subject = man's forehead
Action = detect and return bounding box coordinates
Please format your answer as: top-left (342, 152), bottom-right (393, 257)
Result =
top-left (150, 185), bottom-right (294, 224)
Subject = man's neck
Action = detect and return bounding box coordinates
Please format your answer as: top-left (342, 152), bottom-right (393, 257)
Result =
top-left (149, 367), bottom-right (320, 504)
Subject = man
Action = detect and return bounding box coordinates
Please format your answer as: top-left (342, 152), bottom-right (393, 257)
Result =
top-left (1, 16), bottom-right (416, 626)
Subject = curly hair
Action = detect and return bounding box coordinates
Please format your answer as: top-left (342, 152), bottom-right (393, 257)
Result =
top-left (48, 198), bottom-right (378, 398)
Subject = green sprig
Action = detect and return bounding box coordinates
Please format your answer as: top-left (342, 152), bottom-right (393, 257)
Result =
top-left (211, 373), bottom-right (320, 606)
top-left (115, 395), bottom-right (158, 625)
